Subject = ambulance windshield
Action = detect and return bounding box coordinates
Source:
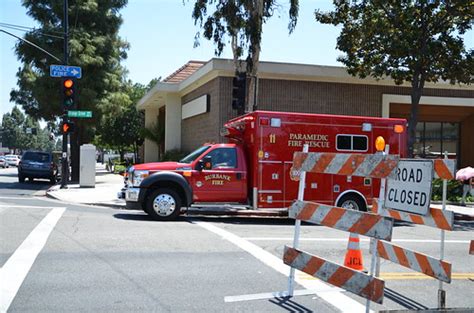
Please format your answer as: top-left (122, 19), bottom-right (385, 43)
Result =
top-left (179, 145), bottom-right (211, 163)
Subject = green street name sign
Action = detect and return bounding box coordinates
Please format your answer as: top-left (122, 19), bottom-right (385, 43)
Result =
top-left (68, 110), bottom-right (92, 118)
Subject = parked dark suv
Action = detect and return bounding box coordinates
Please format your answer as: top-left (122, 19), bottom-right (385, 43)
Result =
top-left (18, 151), bottom-right (58, 183)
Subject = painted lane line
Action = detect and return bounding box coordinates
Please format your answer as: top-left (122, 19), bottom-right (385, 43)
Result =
top-left (298, 272), bottom-right (474, 281)
top-left (0, 197), bottom-right (37, 200)
top-left (243, 237), bottom-right (470, 244)
top-left (0, 207), bottom-right (65, 313)
top-left (193, 221), bottom-right (370, 313)
top-left (0, 205), bottom-right (66, 209)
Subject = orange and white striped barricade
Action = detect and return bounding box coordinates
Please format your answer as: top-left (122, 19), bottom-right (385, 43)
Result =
top-left (291, 152), bottom-right (399, 179)
top-left (374, 199), bottom-right (454, 231)
top-left (283, 246), bottom-right (385, 304)
top-left (434, 156), bottom-right (456, 308)
top-left (374, 155), bottom-right (456, 309)
top-left (433, 159), bottom-right (456, 180)
top-left (290, 200), bottom-right (393, 241)
top-left (375, 240), bottom-right (452, 283)
top-left (286, 149), bottom-right (399, 308)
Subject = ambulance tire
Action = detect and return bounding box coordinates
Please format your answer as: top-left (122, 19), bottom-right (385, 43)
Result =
top-left (146, 188), bottom-right (182, 221)
top-left (337, 194), bottom-right (367, 212)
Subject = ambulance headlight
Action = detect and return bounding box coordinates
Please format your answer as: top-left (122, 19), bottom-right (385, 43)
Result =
top-left (132, 170), bottom-right (149, 186)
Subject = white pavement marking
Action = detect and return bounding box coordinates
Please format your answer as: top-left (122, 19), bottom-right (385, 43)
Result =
top-left (0, 207), bottom-right (65, 313)
top-left (0, 205), bottom-right (62, 209)
top-left (243, 237), bottom-right (470, 244)
top-left (225, 288), bottom-right (335, 303)
top-left (0, 197), bottom-right (34, 200)
top-left (194, 221), bottom-right (370, 313)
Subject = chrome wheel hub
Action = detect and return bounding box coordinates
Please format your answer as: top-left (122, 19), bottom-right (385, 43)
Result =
top-left (341, 200), bottom-right (358, 211)
top-left (152, 194), bottom-right (176, 216)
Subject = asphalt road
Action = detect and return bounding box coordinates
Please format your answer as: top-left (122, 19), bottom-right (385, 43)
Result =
top-left (1, 166), bottom-right (473, 312)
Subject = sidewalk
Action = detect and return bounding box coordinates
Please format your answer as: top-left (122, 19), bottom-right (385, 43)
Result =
top-left (46, 163), bottom-right (126, 209)
top-left (46, 164), bottom-right (473, 219)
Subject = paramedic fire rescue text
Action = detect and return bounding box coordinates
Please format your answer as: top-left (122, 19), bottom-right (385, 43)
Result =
top-left (288, 133), bottom-right (330, 148)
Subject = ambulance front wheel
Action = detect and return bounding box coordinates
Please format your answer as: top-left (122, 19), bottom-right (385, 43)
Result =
top-left (337, 194), bottom-right (366, 212)
top-left (146, 188), bottom-right (182, 221)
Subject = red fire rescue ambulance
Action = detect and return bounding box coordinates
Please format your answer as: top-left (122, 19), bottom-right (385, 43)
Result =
top-left (124, 111), bottom-right (407, 220)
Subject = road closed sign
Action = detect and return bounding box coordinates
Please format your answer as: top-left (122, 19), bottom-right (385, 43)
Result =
top-left (385, 160), bottom-right (433, 215)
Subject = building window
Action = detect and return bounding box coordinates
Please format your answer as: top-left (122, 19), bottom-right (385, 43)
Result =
top-left (414, 122), bottom-right (459, 161)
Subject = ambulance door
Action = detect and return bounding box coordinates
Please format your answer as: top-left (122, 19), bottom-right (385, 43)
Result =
top-left (258, 160), bottom-right (284, 208)
top-left (192, 147), bottom-right (247, 203)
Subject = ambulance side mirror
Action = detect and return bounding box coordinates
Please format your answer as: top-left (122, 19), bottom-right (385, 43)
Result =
top-left (197, 156), bottom-right (213, 171)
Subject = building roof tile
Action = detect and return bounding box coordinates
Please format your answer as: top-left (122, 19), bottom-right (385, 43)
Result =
top-left (163, 60), bottom-right (206, 83)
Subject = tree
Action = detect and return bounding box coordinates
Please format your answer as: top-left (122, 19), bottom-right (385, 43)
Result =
top-left (192, 0), bottom-right (299, 112)
top-left (11, 0), bottom-right (129, 180)
top-left (141, 121), bottom-right (165, 161)
top-left (1, 107), bottom-right (24, 153)
top-left (315, 0), bottom-right (473, 157)
top-left (95, 78), bottom-right (160, 162)
top-left (1, 107), bottom-right (56, 153)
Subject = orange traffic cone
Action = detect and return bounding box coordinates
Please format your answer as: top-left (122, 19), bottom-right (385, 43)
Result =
top-left (344, 233), bottom-right (364, 271)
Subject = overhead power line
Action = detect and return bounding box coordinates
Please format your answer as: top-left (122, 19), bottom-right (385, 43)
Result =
top-left (0, 22), bottom-right (65, 39)
top-left (0, 29), bottom-right (61, 62)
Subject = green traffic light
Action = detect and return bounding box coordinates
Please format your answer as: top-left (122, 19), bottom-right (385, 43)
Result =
top-left (64, 99), bottom-right (74, 107)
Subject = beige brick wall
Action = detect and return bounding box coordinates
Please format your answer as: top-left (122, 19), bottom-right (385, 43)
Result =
top-left (181, 76), bottom-right (473, 152)
top-left (181, 79), bottom-right (221, 153)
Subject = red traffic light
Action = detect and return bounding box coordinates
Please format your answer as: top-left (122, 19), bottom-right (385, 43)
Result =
top-left (62, 78), bottom-right (75, 108)
top-left (63, 79), bottom-right (74, 88)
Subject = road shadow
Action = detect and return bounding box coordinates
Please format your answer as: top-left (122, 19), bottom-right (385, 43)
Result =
top-left (453, 218), bottom-right (474, 231)
top-left (383, 287), bottom-right (429, 310)
top-left (113, 212), bottom-right (191, 223)
top-left (185, 214), bottom-right (311, 227)
top-left (268, 296), bottom-right (313, 313)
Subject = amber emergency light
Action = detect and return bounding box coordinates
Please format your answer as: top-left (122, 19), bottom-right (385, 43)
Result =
top-left (394, 124), bottom-right (404, 133)
top-left (375, 136), bottom-right (385, 152)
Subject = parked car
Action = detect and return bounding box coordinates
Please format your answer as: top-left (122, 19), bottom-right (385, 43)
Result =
top-left (5, 154), bottom-right (20, 167)
top-left (0, 156), bottom-right (8, 168)
top-left (18, 151), bottom-right (58, 183)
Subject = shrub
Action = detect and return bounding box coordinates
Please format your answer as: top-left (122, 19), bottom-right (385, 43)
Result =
top-left (431, 178), bottom-right (473, 202)
top-left (114, 164), bottom-right (127, 175)
top-left (161, 149), bottom-right (188, 162)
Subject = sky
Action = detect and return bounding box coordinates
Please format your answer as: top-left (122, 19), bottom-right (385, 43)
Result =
top-left (0, 0), bottom-right (341, 118)
top-left (0, 0), bottom-right (472, 119)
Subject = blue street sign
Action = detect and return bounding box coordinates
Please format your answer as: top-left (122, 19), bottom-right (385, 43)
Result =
top-left (50, 65), bottom-right (82, 79)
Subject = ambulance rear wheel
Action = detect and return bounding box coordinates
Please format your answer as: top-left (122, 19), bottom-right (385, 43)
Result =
top-left (146, 188), bottom-right (182, 221)
top-left (337, 194), bottom-right (366, 212)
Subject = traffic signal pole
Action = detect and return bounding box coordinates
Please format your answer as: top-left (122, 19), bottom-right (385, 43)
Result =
top-left (61, 0), bottom-right (69, 188)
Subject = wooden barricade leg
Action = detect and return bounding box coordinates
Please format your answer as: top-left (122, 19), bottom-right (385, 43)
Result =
top-left (287, 144), bottom-right (309, 296)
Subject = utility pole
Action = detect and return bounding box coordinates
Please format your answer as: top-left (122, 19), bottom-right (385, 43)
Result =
top-left (61, 0), bottom-right (69, 188)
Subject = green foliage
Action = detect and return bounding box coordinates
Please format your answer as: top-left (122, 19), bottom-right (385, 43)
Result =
top-left (10, 0), bottom-right (129, 141)
top-left (161, 149), bottom-right (188, 162)
top-left (113, 164), bottom-right (127, 174)
top-left (1, 106), bottom-right (56, 153)
top-left (94, 79), bottom-right (160, 160)
top-left (315, 1), bottom-right (473, 156)
top-left (431, 179), bottom-right (473, 203)
top-left (191, 0), bottom-right (299, 73)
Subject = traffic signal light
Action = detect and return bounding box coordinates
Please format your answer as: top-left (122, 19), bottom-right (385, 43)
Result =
top-left (61, 120), bottom-right (75, 134)
top-left (62, 78), bottom-right (75, 108)
top-left (232, 71), bottom-right (246, 113)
